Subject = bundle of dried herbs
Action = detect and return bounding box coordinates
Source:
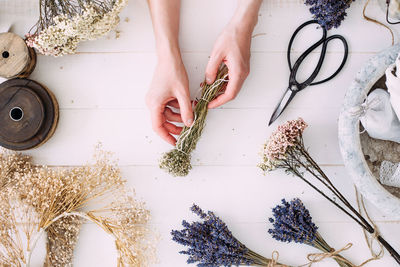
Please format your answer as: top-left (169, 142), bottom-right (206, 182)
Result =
top-left (304, 0), bottom-right (355, 30)
top-left (172, 204), bottom-right (289, 267)
top-left (26, 0), bottom-right (127, 56)
top-left (259, 118), bottom-right (400, 265)
top-left (269, 198), bottom-right (355, 267)
top-left (159, 64), bottom-right (229, 177)
top-left (0, 149), bottom-right (157, 267)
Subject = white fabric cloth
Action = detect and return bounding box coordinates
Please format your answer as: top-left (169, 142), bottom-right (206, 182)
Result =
top-left (360, 89), bottom-right (400, 143)
top-left (385, 58), bottom-right (400, 120)
top-left (380, 160), bottom-right (400, 188)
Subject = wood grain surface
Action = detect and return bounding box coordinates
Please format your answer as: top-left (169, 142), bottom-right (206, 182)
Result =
top-left (1, 0), bottom-right (399, 267)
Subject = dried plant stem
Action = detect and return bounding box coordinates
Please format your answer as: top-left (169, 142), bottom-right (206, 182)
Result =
top-left (282, 144), bottom-right (400, 264)
top-left (159, 64), bottom-right (229, 176)
top-left (26, 211), bottom-right (116, 267)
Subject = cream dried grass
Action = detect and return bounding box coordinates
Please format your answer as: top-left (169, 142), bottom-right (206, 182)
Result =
top-left (0, 148), bottom-right (157, 267)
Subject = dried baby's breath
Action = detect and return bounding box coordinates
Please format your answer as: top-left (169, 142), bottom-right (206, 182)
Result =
top-left (44, 216), bottom-right (82, 267)
top-left (26, 0), bottom-right (128, 56)
top-left (0, 149), bottom-right (157, 266)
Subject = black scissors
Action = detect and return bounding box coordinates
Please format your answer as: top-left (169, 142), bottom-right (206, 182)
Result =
top-left (268, 20), bottom-right (349, 126)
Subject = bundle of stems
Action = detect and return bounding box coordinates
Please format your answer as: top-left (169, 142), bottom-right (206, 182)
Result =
top-left (0, 150), bottom-right (156, 267)
top-left (159, 64), bottom-right (229, 176)
top-left (172, 204), bottom-right (290, 267)
top-left (32, 0), bottom-right (116, 33)
top-left (260, 118), bottom-right (400, 265)
top-left (269, 198), bottom-right (355, 267)
top-left (26, 0), bottom-right (127, 56)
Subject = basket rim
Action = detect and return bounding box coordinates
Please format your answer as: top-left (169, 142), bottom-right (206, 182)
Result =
top-left (338, 43), bottom-right (400, 220)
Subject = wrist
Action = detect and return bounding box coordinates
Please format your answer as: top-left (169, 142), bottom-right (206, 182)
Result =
top-left (156, 41), bottom-right (182, 63)
top-left (230, 0), bottom-right (261, 33)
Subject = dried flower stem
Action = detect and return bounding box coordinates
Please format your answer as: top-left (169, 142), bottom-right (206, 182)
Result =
top-left (260, 118), bottom-right (400, 264)
top-left (27, 0), bottom-right (128, 56)
top-left (160, 64), bottom-right (229, 176)
top-left (0, 150), bottom-right (156, 267)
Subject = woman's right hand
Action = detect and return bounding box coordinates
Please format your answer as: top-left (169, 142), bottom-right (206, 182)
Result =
top-left (146, 55), bottom-right (194, 146)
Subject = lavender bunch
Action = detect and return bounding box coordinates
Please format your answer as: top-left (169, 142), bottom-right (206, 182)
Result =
top-left (304, 0), bottom-right (355, 30)
top-left (269, 198), bottom-right (353, 267)
top-left (259, 118), bottom-right (400, 264)
top-left (171, 204), bottom-right (289, 267)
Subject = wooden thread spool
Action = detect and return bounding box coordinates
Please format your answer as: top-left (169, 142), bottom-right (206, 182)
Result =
top-left (0, 78), bottom-right (59, 150)
top-left (0, 32), bottom-right (36, 79)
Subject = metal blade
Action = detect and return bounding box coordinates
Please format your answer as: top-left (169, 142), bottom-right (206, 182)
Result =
top-left (268, 88), bottom-right (296, 126)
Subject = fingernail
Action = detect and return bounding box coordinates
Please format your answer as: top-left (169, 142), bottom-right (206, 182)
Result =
top-left (187, 119), bottom-right (193, 126)
top-left (206, 77), bottom-right (212, 84)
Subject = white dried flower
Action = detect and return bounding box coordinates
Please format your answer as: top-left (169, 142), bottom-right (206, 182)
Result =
top-left (26, 0), bottom-right (128, 56)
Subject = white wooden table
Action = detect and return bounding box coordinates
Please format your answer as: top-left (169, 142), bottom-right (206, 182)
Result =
top-left (2, 0), bottom-right (400, 266)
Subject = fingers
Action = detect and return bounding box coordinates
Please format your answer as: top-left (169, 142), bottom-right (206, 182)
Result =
top-left (205, 52), bottom-right (224, 85)
top-left (164, 107), bottom-right (183, 122)
top-left (151, 114), bottom-right (177, 146)
top-left (208, 61), bottom-right (249, 109)
top-left (164, 122), bottom-right (183, 135)
top-left (166, 100), bottom-right (180, 109)
top-left (176, 92), bottom-right (194, 127)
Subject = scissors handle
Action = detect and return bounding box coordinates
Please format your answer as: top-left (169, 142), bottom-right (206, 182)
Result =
top-left (287, 20), bottom-right (348, 90)
top-left (309, 34), bottom-right (348, 86)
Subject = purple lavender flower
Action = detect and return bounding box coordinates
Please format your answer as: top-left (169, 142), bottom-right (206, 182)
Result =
top-left (172, 204), bottom-right (288, 267)
top-left (268, 199), bottom-right (353, 267)
top-left (304, 0), bottom-right (355, 30)
top-left (268, 198), bottom-right (317, 245)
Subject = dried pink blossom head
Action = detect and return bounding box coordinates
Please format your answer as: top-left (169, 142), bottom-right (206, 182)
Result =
top-left (261, 118), bottom-right (308, 169)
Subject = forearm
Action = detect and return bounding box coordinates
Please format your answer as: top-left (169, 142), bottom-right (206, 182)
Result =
top-left (230, 0), bottom-right (262, 32)
top-left (147, 0), bottom-right (182, 60)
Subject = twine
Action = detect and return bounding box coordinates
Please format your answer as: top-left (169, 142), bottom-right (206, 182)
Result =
top-left (303, 241), bottom-right (381, 267)
top-left (302, 190), bottom-right (384, 267)
top-left (304, 243), bottom-right (353, 266)
top-left (198, 76), bottom-right (229, 102)
top-left (268, 251), bottom-right (280, 267)
top-left (356, 188), bottom-right (384, 261)
top-left (175, 75), bottom-right (229, 153)
top-left (363, 0), bottom-right (395, 45)
top-left (176, 113), bottom-right (197, 154)
top-left (348, 92), bottom-right (381, 134)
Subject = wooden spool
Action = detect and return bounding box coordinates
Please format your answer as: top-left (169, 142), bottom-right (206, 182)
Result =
top-left (0, 78), bottom-right (59, 150)
top-left (0, 32), bottom-right (36, 79)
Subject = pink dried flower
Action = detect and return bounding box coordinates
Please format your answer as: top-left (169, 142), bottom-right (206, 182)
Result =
top-left (263, 118), bottom-right (307, 161)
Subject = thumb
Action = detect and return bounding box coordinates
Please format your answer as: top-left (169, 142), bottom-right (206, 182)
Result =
top-left (177, 93), bottom-right (194, 127)
top-left (205, 53), bottom-right (224, 85)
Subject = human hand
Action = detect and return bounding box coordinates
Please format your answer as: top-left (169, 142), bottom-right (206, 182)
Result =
top-left (146, 57), bottom-right (194, 146)
top-left (205, 21), bottom-right (253, 109)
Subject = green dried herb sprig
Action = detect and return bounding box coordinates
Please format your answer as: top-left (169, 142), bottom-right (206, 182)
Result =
top-left (160, 64), bottom-right (229, 176)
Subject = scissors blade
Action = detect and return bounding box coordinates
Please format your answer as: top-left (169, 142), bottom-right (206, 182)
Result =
top-left (268, 88), bottom-right (297, 126)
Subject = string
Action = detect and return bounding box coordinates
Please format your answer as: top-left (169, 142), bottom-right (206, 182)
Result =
top-left (175, 75), bottom-right (229, 153)
top-left (303, 243), bottom-right (353, 266)
top-left (268, 251), bottom-right (280, 267)
top-left (356, 188), bottom-right (384, 261)
top-left (301, 196), bottom-right (384, 267)
top-left (347, 91), bottom-right (381, 134)
top-left (363, 0), bottom-right (395, 45)
top-left (302, 242), bottom-right (381, 267)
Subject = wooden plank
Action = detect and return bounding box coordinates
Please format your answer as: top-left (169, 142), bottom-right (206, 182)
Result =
top-left (122, 165), bottom-right (396, 223)
top-left (28, 51), bottom-right (375, 110)
top-left (0, 0), bottom-right (395, 54)
top-left (25, 108), bottom-right (343, 166)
